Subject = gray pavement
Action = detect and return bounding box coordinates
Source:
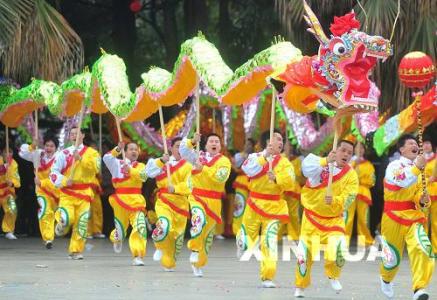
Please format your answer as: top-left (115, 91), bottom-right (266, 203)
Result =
top-left (0, 237), bottom-right (435, 300)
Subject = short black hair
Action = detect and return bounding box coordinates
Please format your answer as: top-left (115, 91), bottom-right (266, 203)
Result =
top-left (423, 135), bottom-right (433, 145)
top-left (260, 129), bottom-right (282, 149)
top-left (246, 138), bottom-right (256, 147)
top-left (205, 133), bottom-right (221, 142)
top-left (171, 137), bottom-right (182, 147)
top-left (125, 142), bottom-right (139, 151)
top-left (43, 134), bottom-right (59, 148)
top-left (338, 139), bottom-right (354, 148)
top-left (397, 134), bottom-right (417, 149)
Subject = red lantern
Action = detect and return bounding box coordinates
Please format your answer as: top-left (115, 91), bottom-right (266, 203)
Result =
top-left (398, 51), bottom-right (435, 89)
top-left (129, 0), bottom-right (142, 13)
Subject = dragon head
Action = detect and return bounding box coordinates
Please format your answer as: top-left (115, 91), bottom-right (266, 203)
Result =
top-left (303, 1), bottom-right (392, 111)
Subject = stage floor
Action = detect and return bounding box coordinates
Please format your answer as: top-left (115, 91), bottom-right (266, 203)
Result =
top-left (0, 237), bottom-right (435, 300)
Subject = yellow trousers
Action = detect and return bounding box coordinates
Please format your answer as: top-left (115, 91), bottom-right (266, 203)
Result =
top-left (237, 204), bottom-right (281, 281)
top-left (36, 193), bottom-right (57, 242)
top-left (55, 195), bottom-right (90, 253)
top-left (380, 214), bottom-right (435, 291)
top-left (109, 196), bottom-right (147, 258)
top-left (88, 194), bottom-right (103, 235)
top-left (152, 200), bottom-right (187, 269)
top-left (187, 199), bottom-right (216, 268)
top-left (430, 201), bottom-right (437, 252)
top-left (345, 200), bottom-right (374, 246)
top-left (1, 196), bottom-right (17, 233)
top-left (232, 190), bottom-right (248, 235)
top-left (277, 200), bottom-right (301, 242)
top-left (295, 215), bottom-right (346, 288)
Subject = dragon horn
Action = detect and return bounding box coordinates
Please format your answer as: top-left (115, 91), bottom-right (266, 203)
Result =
top-left (302, 0), bottom-right (329, 45)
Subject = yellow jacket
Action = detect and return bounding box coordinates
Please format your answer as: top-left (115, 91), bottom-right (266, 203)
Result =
top-left (19, 144), bottom-right (59, 202)
top-left (283, 156), bottom-right (303, 201)
top-left (301, 154), bottom-right (358, 233)
top-left (146, 157), bottom-right (192, 217)
top-left (0, 157), bottom-right (20, 202)
top-left (351, 158), bottom-right (375, 205)
top-left (424, 153), bottom-right (437, 200)
top-left (180, 138), bottom-right (231, 224)
top-left (384, 156), bottom-right (427, 225)
top-left (51, 145), bottom-right (100, 202)
top-left (242, 152), bottom-right (295, 222)
top-left (103, 147), bottom-right (147, 210)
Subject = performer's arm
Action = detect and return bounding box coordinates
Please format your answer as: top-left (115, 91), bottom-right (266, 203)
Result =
top-left (145, 158), bottom-right (164, 178)
top-left (78, 149), bottom-right (100, 174)
top-left (50, 151), bottom-right (67, 188)
top-left (385, 160), bottom-right (421, 188)
top-left (301, 153), bottom-right (327, 179)
top-left (102, 147), bottom-right (122, 177)
top-left (241, 152), bottom-right (265, 177)
top-left (233, 152), bottom-right (246, 169)
top-left (19, 144), bottom-right (41, 163)
top-left (360, 162), bottom-right (376, 188)
top-left (7, 160), bottom-right (21, 188)
top-left (174, 165), bottom-right (192, 195)
top-left (179, 137), bottom-right (198, 165)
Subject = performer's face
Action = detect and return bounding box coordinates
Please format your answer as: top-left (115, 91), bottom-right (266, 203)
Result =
top-left (171, 140), bottom-right (181, 160)
top-left (336, 142), bottom-right (353, 167)
top-left (44, 140), bottom-right (57, 155)
top-left (400, 139), bottom-right (419, 160)
top-left (69, 128), bottom-right (83, 144)
top-left (423, 141), bottom-right (433, 154)
top-left (126, 143), bottom-right (139, 161)
top-left (268, 133), bottom-right (283, 155)
top-left (205, 136), bottom-right (221, 155)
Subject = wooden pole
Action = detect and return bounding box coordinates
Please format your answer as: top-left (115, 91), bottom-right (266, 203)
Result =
top-left (115, 117), bottom-right (126, 161)
top-left (195, 85), bottom-right (200, 152)
top-left (212, 108), bottom-right (216, 133)
top-left (326, 120), bottom-right (340, 198)
top-left (5, 126), bottom-right (9, 161)
top-left (269, 87), bottom-right (276, 171)
top-left (98, 114), bottom-right (102, 155)
top-left (34, 110), bottom-right (40, 171)
top-left (158, 105), bottom-right (173, 186)
top-left (67, 104), bottom-right (86, 181)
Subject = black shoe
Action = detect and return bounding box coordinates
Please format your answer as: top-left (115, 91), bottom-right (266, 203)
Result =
top-left (45, 241), bottom-right (53, 249)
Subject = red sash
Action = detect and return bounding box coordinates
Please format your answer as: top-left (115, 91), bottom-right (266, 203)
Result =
top-left (248, 155), bottom-right (281, 180)
top-left (156, 159), bottom-right (186, 181)
top-left (304, 209), bottom-right (345, 233)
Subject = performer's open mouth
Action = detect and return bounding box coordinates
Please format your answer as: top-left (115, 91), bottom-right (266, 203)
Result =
top-left (411, 148), bottom-right (418, 154)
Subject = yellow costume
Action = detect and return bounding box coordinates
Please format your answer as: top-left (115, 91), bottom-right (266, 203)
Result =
top-left (180, 138), bottom-right (231, 270)
top-left (103, 147), bottom-right (148, 258)
top-left (232, 174), bottom-right (249, 235)
top-left (380, 156), bottom-right (435, 292)
top-left (295, 154), bottom-right (358, 289)
top-left (51, 145), bottom-right (100, 254)
top-left (424, 152), bottom-right (437, 252)
top-left (19, 144), bottom-right (59, 242)
top-left (345, 157), bottom-right (375, 246)
top-left (146, 157), bottom-right (192, 269)
top-left (238, 152), bottom-right (295, 281)
top-left (88, 177), bottom-right (104, 236)
top-left (0, 157), bottom-right (20, 234)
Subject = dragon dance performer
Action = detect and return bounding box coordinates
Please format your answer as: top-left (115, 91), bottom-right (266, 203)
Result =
top-left (0, 143), bottom-right (21, 240)
top-left (50, 127), bottom-right (100, 259)
top-left (231, 138), bottom-right (255, 235)
top-left (294, 140), bottom-right (358, 298)
top-left (379, 135), bottom-right (435, 300)
top-left (423, 137), bottom-right (437, 252)
top-left (238, 130), bottom-right (295, 288)
top-left (19, 134), bottom-right (59, 248)
top-left (180, 132), bottom-right (231, 277)
top-left (103, 141), bottom-right (148, 266)
top-left (280, 140), bottom-right (303, 242)
top-left (146, 137), bottom-right (192, 271)
top-left (345, 142), bottom-right (375, 247)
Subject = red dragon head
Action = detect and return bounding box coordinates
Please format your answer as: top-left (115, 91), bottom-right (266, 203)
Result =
top-left (302, 1), bottom-right (392, 111)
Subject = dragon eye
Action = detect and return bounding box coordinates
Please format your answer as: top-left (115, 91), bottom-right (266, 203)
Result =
top-left (333, 42), bottom-right (346, 55)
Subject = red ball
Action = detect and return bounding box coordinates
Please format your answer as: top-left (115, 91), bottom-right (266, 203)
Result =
top-left (398, 51), bottom-right (435, 88)
top-left (129, 0), bottom-right (142, 13)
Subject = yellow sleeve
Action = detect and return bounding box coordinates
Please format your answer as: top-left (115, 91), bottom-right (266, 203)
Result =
top-left (359, 162), bottom-right (375, 188)
top-left (275, 158), bottom-right (295, 192)
top-left (174, 165), bottom-right (192, 196)
top-left (40, 178), bottom-right (54, 190)
top-left (7, 160), bottom-right (21, 188)
top-left (332, 170), bottom-right (358, 212)
top-left (129, 163), bottom-right (147, 182)
top-left (203, 157), bottom-right (231, 184)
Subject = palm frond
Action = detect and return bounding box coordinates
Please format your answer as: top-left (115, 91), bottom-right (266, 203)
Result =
top-left (0, 0), bottom-right (84, 83)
